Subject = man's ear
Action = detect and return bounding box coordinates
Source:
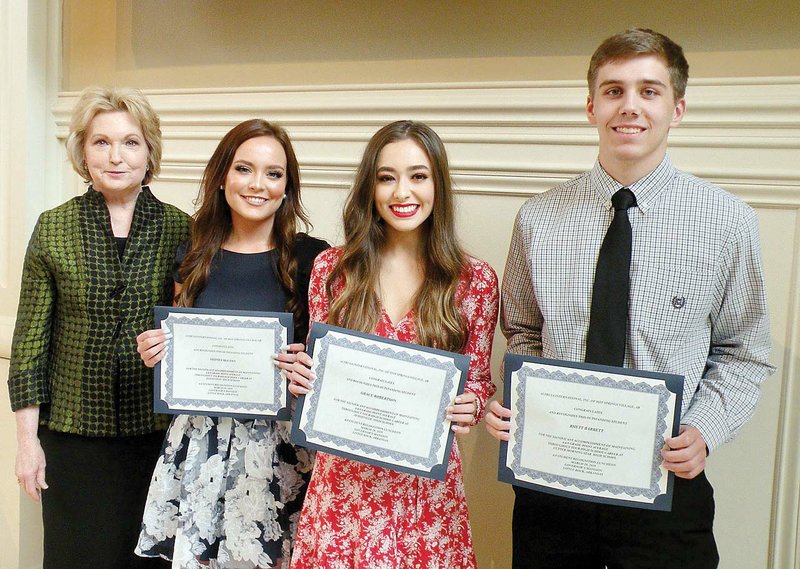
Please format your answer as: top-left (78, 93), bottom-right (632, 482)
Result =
top-left (671, 97), bottom-right (687, 127)
top-left (586, 95), bottom-right (597, 125)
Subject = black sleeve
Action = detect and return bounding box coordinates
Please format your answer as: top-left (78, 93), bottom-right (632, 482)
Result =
top-left (172, 241), bottom-right (190, 284)
top-left (292, 234), bottom-right (331, 343)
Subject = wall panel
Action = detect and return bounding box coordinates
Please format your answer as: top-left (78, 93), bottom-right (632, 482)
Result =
top-left (0, 1), bottom-right (60, 566)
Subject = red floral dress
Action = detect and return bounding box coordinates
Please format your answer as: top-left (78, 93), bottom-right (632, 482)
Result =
top-left (290, 247), bottom-right (499, 569)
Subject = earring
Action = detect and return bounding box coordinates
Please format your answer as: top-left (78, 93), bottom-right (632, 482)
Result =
top-left (281, 194), bottom-right (287, 200)
top-left (219, 185), bottom-right (224, 191)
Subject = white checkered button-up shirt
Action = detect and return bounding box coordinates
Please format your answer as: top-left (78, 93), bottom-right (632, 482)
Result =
top-left (501, 156), bottom-right (774, 452)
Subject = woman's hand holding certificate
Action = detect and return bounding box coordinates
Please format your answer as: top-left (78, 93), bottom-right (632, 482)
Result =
top-left (287, 351), bottom-right (315, 396)
top-left (151, 306), bottom-right (294, 420)
top-left (288, 323), bottom-right (470, 480)
top-left (137, 325), bottom-right (172, 368)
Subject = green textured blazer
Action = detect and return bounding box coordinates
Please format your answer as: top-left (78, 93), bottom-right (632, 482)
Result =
top-left (8, 187), bottom-right (191, 436)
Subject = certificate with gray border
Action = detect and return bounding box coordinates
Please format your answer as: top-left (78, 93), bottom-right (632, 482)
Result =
top-left (498, 355), bottom-right (683, 511)
top-left (291, 323), bottom-right (469, 480)
top-left (153, 306), bottom-right (293, 420)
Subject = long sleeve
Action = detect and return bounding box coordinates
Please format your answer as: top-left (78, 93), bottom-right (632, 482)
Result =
top-left (501, 210), bottom-right (544, 358)
top-left (8, 219), bottom-right (55, 410)
top-left (681, 206), bottom-right (775, 452)
top-left (499, 160), bottom-right (774, 455)
top-left (9, 190), bottom-right (190, 435)
top-left (460, 259), bottom-right (499, 424)
top-left (293, 235), bottom-right (331, 344)
top-left (306, 247), bottom-right (338, 330)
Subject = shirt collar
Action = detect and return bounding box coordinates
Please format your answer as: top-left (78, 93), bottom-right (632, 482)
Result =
top-left (589, 156), bottom-right (676, 213)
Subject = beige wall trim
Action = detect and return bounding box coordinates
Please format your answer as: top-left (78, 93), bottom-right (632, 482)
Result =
top-left (53, 78), bottom-right (800, 127)
top-left (2, 1), bottom-right (60, 566)
top-left (52, 79), bottom-right (800, 204)
top-left (0, 2), bottom-right (61, 565)
top-left (771, 209), bottom-right (800, 569)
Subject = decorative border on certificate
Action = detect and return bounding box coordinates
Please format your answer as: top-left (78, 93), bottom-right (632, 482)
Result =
top-left (153, 306), bottom-right (293, 420)
top-left (498, 355), bottom-right (683, 511)
top-left (291, 323), bottom-right (469, 480)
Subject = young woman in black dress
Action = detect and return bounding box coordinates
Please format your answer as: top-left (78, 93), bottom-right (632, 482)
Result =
top-left (134, 119), bottom-right (328, 569)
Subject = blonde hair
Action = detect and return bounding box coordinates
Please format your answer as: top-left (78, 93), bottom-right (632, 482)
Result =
top-left (327, 120), bottom-right (468, 352)
top-left (66, 86), bottom-right (162, 185)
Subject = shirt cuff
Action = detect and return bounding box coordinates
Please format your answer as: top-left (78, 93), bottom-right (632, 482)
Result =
top-left (680, 404), bottom-right (730, 454)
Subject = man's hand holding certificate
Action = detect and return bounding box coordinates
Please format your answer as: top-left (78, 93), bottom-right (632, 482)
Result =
top-left (496, 355), bottom-right (684, 511)
top-left (289, 323), bottom-right (469, 480)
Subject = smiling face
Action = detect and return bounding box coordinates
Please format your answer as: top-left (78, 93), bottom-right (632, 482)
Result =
top-left (587, 54), bottom-right (686, 185)
top-left (374, 138), bottom-right (435, 240)
top-left (83, 111), bottom-right (149, 196)
top-left (223, 135), bottom-right (287, 239)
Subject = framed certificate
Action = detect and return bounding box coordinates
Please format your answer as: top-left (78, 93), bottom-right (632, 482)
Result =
top-left (291, 323), bottom-right (469, 480)
top-left (498, 354), bottom-right (684, 511)
top-left (153, 306), bottom-right (293, 420)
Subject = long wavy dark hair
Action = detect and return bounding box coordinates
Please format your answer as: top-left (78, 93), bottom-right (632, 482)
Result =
top-left (177, 119), bottom-right (310, 322)
top-left (327, 120), bottom-right (468, 351)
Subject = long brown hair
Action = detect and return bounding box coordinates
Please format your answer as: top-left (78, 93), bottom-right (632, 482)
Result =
top-left (327, 120), bottom-right (468, 351)
top-left (177, 119), bottom-right (310, 322)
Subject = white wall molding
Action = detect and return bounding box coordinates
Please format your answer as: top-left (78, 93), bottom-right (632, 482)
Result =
top-left (52, 78), bottom-right (800, 126)
top-left (52, 79), bottom-right (800, 209)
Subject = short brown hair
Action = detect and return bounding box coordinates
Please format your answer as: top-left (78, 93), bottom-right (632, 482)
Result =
top-left (587, 28), bottom-right (689, 101)
top-left (66, 86), bottom-right (162, 185)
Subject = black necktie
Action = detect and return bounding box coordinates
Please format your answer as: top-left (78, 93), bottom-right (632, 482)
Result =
top-left (585, 188), bottom-right (637, 367)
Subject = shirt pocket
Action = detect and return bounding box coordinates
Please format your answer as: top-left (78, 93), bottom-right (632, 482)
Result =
top-left (631, 262), bottom-right (714, 342)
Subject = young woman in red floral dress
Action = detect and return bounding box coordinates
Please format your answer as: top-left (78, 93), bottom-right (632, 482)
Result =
top-left (288, 120), bottom-right (499, 569)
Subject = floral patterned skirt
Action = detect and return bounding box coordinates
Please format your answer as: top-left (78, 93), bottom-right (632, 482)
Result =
top-left (290, 443), bottom-right (477, 569)
top-left (136, 415), bottom-right (313, 569)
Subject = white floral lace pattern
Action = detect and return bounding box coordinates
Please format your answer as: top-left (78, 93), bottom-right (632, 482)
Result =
top-left (136, 415), bottom-right (313, 568)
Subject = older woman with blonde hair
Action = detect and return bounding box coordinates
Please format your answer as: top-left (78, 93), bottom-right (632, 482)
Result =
top-left (8, 86), bottom-right (190, 568)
